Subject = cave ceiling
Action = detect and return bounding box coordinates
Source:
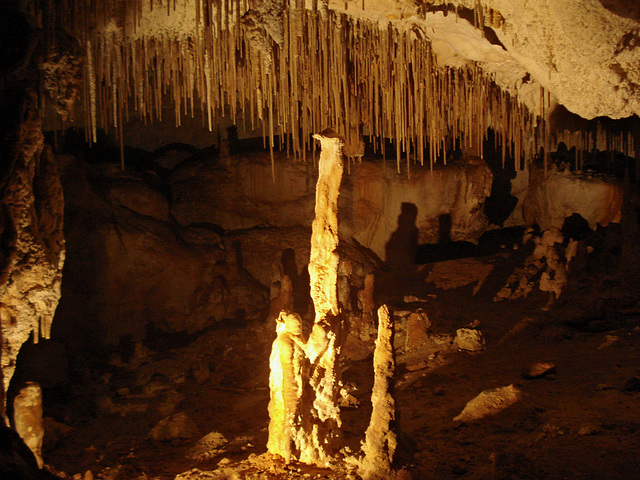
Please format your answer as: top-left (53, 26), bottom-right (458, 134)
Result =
top-left (32, 0), bottom-right (640, 165)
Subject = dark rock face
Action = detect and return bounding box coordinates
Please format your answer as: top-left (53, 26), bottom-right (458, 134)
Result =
top-left (53, 147), bottom-right (382, 355)
top-left (1, 67), bottom-right (65, 418)
top-left (55, 157), bottom-right (270, 348)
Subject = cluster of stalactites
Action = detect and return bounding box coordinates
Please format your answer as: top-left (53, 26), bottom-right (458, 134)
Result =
top-left (33, 0), bottom-right (636, 173)
top-left (552, 125), bottom-right (637, 170)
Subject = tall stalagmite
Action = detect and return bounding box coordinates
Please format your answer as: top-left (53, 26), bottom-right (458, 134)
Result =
top-left (299, 129), bottom-right (345, 465)
top-left (359, 305), bottom-right (397, 480)
top-left (266, 130), bottom-right (346, 466)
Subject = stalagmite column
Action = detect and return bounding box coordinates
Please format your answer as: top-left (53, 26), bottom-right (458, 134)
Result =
top-left (267, 311), bottom-right (307, 463)
top-left (359, 305), bottom-right (397, 480)
top-left (13, 382), bottom-right (44, 469)
top-left (267, 129), bottom-right (346, 466)
top-left (308, 129), bottom-right (343, 323)
top-left (298, 129), bottom-right (346, 465)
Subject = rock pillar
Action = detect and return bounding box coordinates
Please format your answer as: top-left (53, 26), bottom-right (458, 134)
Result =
top-left (359, 305), bottom-right (397, 479)
top-left (266, 129), bottom-right (346, 466)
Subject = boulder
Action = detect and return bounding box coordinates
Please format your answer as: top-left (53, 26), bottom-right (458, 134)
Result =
top-left (148, 412), bottom-right (200, 441)
top-left (454, 328), bottom-right (486, 353)
top-left (453, 385), bottom-right (522, 423)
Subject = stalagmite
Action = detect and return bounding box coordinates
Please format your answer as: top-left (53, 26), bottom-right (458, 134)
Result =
top-left (13, 383), bottom-right (45, 469)
top-left (359, 305), bottom-right (397, 480)
top-left (267, 311), bottom-right (307, 463)
top-left (266, 129), bottom-right (346, 466)
top-left (298, 129), bottom-right (346, 465)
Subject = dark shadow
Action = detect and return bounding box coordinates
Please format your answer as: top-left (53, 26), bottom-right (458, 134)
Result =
top-left (281, 248), bottom-right (310, 316)
top-left (438, 213), bottom-right (452, 243)
top-left (384, 203), bottom-right (419, 269)
top-left (598, 0), bottom-right (640, 22)
top-left (561, 214), bottom-right (592, 242)
top-left (482, 129), bottom-right (518, 226)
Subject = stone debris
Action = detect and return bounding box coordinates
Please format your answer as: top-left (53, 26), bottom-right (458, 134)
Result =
top-left (338, 383), bottom-right (360, 409)
top-left (403, 295), bottom-right (433, 303)
top-left (405, 311), bottom-right (431, 351)
top-left (453, 385), bottom-right (522, 423)
top-left (494, 228), bottom-right (571, 309)
top-left (578, 424), bottom-right (601, 436)
top-left (193, 363), bottom-right (211, 385)
top-left (453, 328), bottom-right (486, 353)
top-left (425, 258), bottom-right (494, 293)
top-left (148, 412), bottom-right (200, 441)
top-left (598, 335), bottom-right (619, 349)
top-left (406, 361), bottom-right (428, 372)
top-left (522, 362), bottom-right (556, 379)
top-left (188, 431), bottom-right (229, 461)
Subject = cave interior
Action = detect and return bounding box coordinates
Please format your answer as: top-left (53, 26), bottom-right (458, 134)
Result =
top-left (1, 1), bottom-right (640, 479)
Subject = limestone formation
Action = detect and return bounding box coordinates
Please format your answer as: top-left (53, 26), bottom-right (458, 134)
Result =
top-left (169, 151), bottom-right (493, 261)
top-left (345, 158), bottom-right (493, 259)
top-left (454, 328), bottom-right (486, 353)
top-left (0, 104), bottom-right (65, 418)
top-left (267, 311), bottom-right (307, 463)
top-left (13, 382), bottom-right (44, 469)
top-left (523, 164), bottom-right (623, 231)
top-left (299, 130), bottom-right (346, 465)
top-left (453, 385), bottom-right (523, 423)
top-left (148, 412), bottom-right (200, 441)
top-left (267, 130), bottom-right (346, 466)
top-left (359, 305), bottom-right (397, 480)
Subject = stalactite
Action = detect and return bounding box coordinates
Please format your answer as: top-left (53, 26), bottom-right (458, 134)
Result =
top-left (36, 0), bottom-right (634, 177)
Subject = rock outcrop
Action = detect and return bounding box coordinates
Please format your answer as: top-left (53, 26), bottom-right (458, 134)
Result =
top-left (0, 99), bottom-right (65, 416)
top-left (522, 164), bottom-right (623, 231)
top-left (168, 150), bottom-right (494, 261)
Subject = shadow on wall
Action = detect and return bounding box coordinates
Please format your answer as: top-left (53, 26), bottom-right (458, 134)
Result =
top-left (281, 248), bottom-right (310, 316)
top-left (384, 202), bottom-right (419, 268)
top-left (416, 213), bottom-right (480, 263)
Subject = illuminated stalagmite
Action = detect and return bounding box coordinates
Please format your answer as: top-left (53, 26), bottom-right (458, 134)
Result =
top-left (359, 305), bottom-right (397, 480)
top-left (267, 130), bottom-right (346, 466)
top-left (299, 130), bottom-right (346, 465)
top-left (267, 311), bottom-right (306, 463)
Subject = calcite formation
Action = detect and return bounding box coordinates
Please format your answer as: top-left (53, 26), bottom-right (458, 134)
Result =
top-left (453, 384), bottom-right (523, 423)
top-left (0, 104), bottom-right (65, 418)
top-left (30, 0), bottom-right (639, 173)
top-left (13, 382), bottom-right (44, 469)
top-left (267, 311), bottom-right (307, 462)
top-left (297, 130), bottom-right (346, 465)
top-left (267, 130), bottom-right (346, 466)
top-left (359, 305), bottom-right (397, 480)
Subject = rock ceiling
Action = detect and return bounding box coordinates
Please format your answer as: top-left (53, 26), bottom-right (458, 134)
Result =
top-left (35, 0), bottom-right (640, 166)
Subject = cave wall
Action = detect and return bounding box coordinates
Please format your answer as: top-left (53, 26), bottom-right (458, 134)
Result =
top-left (0, 8), bottom-right (66, 416)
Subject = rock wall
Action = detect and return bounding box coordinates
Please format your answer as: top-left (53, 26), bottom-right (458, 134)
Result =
top-left (55, 157), bottom-right (268, 346)
top-left (0, 6), bottom-right (67, 416)
top-left (342, 158), bottom-right (494, 260)
top-left (0, 102), bottom-right (65, 416)
top-left (54, 150), bottom-right (381, 350)
top-left (169, 151), bottom-right (494, 261)
top-left (522, 164), bottom-right (623, 231)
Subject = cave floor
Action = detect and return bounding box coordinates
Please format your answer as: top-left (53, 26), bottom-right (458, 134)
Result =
top-left (42, 247), bottom-right (640, 480)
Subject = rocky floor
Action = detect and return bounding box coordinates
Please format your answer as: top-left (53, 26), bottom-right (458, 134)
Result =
top-left (36, 241), bottom-right (640, 480)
